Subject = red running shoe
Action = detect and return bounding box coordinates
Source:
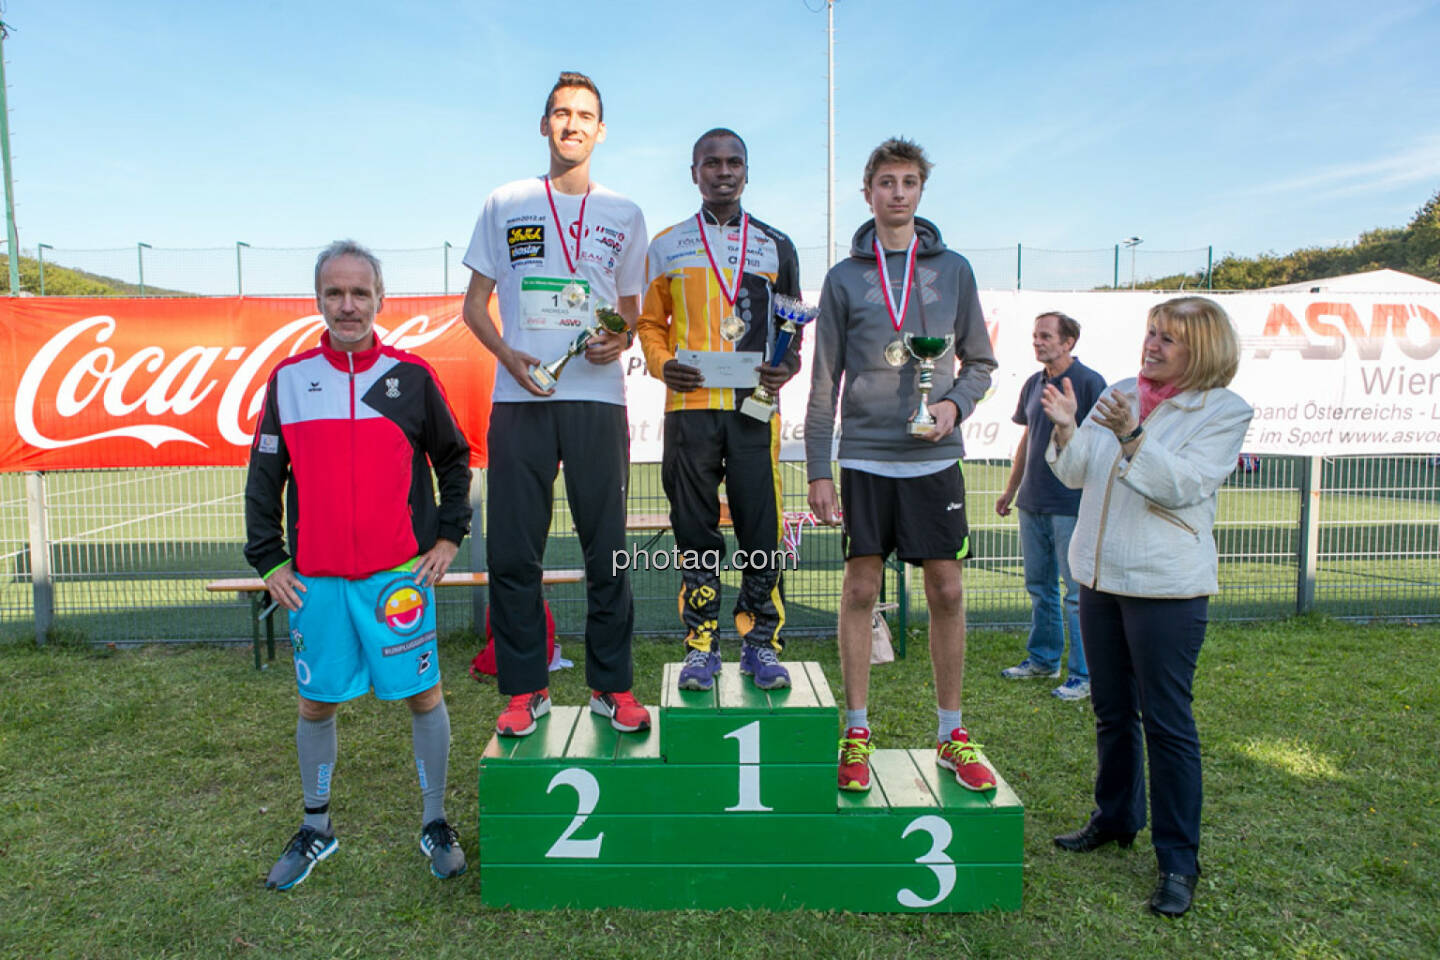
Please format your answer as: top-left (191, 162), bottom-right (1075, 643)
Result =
top-left (937, 726), bottom-right (996, 792)
top-left (589, 690), bottom-right (651, 733)
top-left (496, 689), bottom-right (550, 737)
top-left (837, 726), bottom-right (875, 792)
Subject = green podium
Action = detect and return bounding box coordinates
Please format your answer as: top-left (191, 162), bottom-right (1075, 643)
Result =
top-left (478, 662), bottom-right (1023, 912)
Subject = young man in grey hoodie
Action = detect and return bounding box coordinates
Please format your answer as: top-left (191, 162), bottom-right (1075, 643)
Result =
top-left (805, 137), bottom-right (999, 794)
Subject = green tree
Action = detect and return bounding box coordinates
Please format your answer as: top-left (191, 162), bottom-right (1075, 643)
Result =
top-left (1130, 187), bottom-right (1440, 290)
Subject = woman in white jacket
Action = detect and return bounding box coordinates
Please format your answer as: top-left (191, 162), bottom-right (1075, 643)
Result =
top-left (1041, 296), bottom-right (1253, 919)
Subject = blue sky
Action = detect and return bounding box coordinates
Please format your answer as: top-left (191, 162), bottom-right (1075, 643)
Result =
top-left (8, 0), bottom-right (1440, 278)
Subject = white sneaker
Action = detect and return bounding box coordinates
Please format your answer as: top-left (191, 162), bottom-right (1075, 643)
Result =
top-left (1001, 658), bottom-right (1061, 680)
top-left (1052, 677), bottom-right (1091, 701)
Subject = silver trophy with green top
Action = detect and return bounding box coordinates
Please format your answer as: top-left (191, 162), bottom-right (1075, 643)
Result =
top-left (741, 294), bottom-right (818, 421)
top-left (904, 333), bottom-right (955, 436)
top-left (528, 301), bottom-right (629, 392)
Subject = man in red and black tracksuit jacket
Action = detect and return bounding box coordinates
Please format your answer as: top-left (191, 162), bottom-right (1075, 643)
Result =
top-left (244, 241), bottom-right (472, 891)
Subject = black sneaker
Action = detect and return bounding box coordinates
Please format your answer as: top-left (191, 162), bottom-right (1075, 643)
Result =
top-left (265, 823), bottom-right (337, 891)
top-left (420, 818), bottom-right (467, 879)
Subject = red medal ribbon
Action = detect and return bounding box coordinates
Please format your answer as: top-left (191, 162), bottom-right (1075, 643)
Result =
top-left (696, 211), bottom-right (750, 307)
top-left (545, 176), bottom-right (590, 276)
top-left (873, 235), bottom-right (918, 334)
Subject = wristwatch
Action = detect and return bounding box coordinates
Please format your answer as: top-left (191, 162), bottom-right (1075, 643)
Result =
top-left (1118, 424), bottom-right (1143, 444)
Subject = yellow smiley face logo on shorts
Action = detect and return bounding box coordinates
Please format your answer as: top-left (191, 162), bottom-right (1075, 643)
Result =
top-left (375, 580), bottom-right (427, 635)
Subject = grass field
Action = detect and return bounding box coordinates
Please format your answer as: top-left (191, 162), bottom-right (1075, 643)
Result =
top-left (0, 457), bottom-right (1436, 646)
top-left (1, 617), bottom-right (1437, 959)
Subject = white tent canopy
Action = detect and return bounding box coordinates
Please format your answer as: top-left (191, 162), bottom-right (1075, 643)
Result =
top-left (1264, 268), bottom-right (1440, 294)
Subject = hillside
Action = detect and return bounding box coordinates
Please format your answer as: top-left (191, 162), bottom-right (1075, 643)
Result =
top-left (0, 254), bottom-right (190, 296)
top-left (1138, 188), bottom-right (1440, 291)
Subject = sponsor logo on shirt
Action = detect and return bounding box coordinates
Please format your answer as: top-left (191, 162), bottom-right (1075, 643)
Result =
top-left (578, 248), bottom-right (616, 273)
top-left (508, 224), bottom-right (545, 263)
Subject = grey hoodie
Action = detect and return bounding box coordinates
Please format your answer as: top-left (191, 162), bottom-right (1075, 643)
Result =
top-left (805, 217), bottom-right (997, 481)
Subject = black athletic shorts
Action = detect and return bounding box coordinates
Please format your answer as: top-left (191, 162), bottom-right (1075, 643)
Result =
top-left (839, 464), bottom-right (970, 565)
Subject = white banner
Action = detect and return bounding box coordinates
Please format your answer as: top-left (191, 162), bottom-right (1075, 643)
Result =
top-left (620, 289), bottom-right (1440, 462)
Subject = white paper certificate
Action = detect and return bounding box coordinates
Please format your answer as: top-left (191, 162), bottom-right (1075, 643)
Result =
top-left (675, 349), bottom-right (762, 388)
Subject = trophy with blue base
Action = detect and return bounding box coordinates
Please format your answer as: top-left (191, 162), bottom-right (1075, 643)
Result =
top-left (741, 295), bottom-right (818, 421)
top-left (528, 301), bottom-right (629, 392)
top-left (904, 333), bottom-right (955, 436)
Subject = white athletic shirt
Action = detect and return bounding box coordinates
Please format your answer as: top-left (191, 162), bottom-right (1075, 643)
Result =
top-left (463, 176), bottom-right (648, 405)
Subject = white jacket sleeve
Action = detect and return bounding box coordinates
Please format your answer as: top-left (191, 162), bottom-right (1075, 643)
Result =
top-left (1046, 383), bottom-right (1131, 489)
top-left (1046, 417), bottom-right (1105, 490)
top-left (1117, 392), bottom-right (1253, 509)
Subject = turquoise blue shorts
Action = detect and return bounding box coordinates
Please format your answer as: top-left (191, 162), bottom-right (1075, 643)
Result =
top-left (287, 564), bottom-right (440, 702)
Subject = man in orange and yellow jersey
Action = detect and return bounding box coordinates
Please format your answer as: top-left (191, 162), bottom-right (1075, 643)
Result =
top-left (636, 128), bottom-right (802, 693)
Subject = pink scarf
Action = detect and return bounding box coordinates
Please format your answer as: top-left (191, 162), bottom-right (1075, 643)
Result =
top-left (1137, 375), bottom-right (1181, 422)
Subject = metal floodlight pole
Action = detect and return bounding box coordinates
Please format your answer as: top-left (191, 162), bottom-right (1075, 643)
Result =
top-left (1113, 244), bottom-right (1119, 288)
top-left (1016, 242), bottom-right (1022, 290)
top-left (236, 241), bottom-right (249, 296)
top-left (1122, 236), bottom-right (1142, 290)
top-left (1206, 244), bottom-right (1213, 290)
top-left (137, 241), bottom-right (151, 296)
top-left (826, 0), bottom-right (836, 271)
top-left (0, 20), bottom-right (21, 296)
top-left (443, 240), bottom-right (452, 295)
top-left (37, 241), bottom-right (51, 295)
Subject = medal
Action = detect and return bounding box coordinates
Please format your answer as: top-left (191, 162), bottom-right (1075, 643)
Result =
top-left (561, 280), bottom-right (587, 309)
top-left (719, 311), bottom-right (747, 343)
top-left (884, 339), bottom-right (908, 367)
top-left (545, 175), bottom-right (591, 281)
top-left (697, 211), bottom-right (750, 344)
top-left (873, 234), bottom-right (918, 364)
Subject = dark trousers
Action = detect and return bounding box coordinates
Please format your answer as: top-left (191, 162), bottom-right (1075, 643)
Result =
top-left (487, 401), bottom-right (633, 696)
top-left (661, 410), bottom-right (785, 650)
top-left (1079, 586), bottom-right (1208, 875)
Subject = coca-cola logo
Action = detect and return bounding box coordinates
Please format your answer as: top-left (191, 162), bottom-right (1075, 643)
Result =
top-left (15, 311), bottom-right (464, 451)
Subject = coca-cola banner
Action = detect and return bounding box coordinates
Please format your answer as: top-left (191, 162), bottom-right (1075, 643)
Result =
top-left (0, 297), bottom-right (496, 471)
top-left (7, 290), bottom-right (1440, 473)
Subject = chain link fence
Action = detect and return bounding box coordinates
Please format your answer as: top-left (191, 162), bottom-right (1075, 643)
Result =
top-left (16, 243), bottom-right (1215, 297)
top-left (3, 456), bottom-right (1436, 648)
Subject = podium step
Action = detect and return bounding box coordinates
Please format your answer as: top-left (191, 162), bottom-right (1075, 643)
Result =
top-left (661, 661), bottom-right (836, 764)
top-left (481, 706), bottom-right (836, 814)
top-left (478, 663), bottom-right (1024, 912)
top-left (481, 862), bottom-right (1021, 912)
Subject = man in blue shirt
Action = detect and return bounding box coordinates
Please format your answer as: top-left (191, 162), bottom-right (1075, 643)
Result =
top-left (995, 311), bottom-right (1106, 700)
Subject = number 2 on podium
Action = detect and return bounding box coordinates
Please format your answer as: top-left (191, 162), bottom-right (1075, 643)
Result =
top-left (544, 768), bottom-right (604, 859)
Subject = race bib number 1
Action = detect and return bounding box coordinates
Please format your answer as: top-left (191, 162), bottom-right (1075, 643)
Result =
top-left (520, 276), bottom-right (592, 332)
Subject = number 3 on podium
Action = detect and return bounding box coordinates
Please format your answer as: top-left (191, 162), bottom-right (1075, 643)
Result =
top-left (897, 815), bottom-right (956, 908)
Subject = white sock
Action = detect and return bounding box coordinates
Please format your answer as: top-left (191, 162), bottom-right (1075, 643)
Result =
top-left (938, 709), bottom-right (962, 743)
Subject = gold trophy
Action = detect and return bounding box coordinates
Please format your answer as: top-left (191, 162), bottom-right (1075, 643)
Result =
top-left (904, 333), bottom-right (955, 436)
top-left (528, 301), bottom-right (629, 392)
top-left (740, 295), bottom-right (818, 421)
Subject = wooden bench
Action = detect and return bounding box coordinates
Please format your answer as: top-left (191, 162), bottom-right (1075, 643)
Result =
top-left (625, 502), bottom-right (732, 550)
top-left (206, 568), bottom-right (585, 670)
